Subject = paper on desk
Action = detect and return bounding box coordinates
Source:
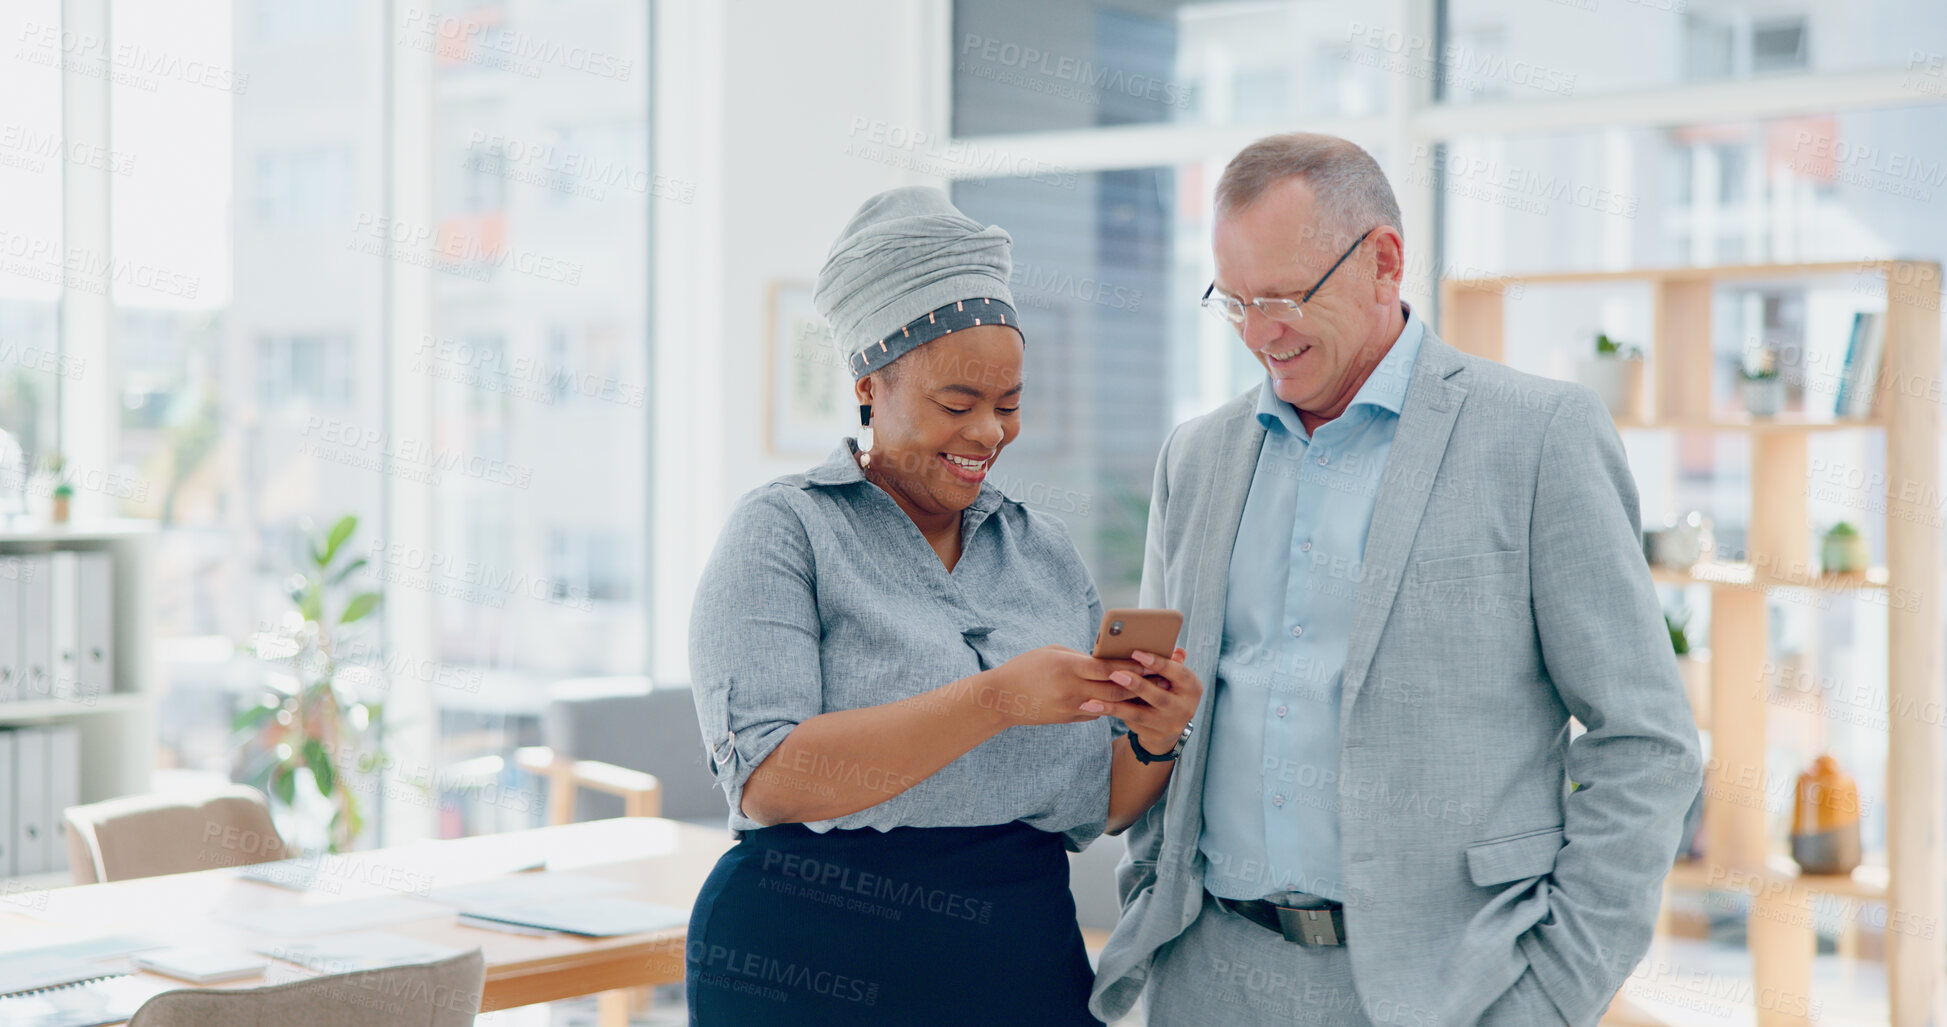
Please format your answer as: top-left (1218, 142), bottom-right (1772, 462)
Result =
top-left (0, 935), bottom-right (164, 997)
top-left (0, 974), bottom-right (176, 1027)
top-left (454, 897), bottom-right (689, 937)
top-left (254, 932), bottom-right (465, 975)
top-left (426, 872), bottom-right (628, 908)
top-left (220, 894), bottom-right (453, 937)
top-left (233, 852), bottom-right (336, 891)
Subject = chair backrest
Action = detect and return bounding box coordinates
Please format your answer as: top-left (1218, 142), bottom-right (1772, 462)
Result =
top-left (62, 784), bottom-right (289, 885)
top-left (544, 677), bottom-right (721, 822)
top-left (128, 949), bottom-right (485, 1027)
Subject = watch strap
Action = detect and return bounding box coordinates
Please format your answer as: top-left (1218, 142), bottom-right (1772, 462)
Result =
top-left (1129, 723), bottom-right (1189, 764)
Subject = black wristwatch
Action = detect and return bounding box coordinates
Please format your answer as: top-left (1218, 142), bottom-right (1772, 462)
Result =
top-left (1129, 721), bottom-right (1194, 764)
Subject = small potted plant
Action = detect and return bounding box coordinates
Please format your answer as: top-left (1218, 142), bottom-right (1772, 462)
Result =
top-left (1577, 332), bottom-right (1644, 421)
top-left (1820, 522), bottom-right (1869, 576)
top-left (1740, 349), bottom-right (1785, 418)
top-left (48, 454), bottom-right (73, 524)
top-left (1667, 608), bottom-right (1708, 729)
top-left (1666, 609), bottom-right (1709, 860)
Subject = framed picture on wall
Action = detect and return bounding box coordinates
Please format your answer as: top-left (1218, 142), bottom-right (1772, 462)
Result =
top-left (766, 281), bottom-right (855, 456)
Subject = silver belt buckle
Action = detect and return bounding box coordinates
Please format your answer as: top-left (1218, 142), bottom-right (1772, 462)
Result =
top-left (1274, 905), bottom-right (1343, 946)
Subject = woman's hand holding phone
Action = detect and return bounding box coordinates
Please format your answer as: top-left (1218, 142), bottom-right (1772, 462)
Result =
top-left (987, 646), bottom-right (1141, 727)
top-left (1085, 647), bottom-right (1202, 755)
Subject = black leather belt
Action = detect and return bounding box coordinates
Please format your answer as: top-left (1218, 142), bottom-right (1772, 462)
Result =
top-left (1216, 894), bottom-right (1347, 946)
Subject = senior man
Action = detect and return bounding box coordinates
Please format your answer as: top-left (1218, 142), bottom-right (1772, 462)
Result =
top-left (1089, 133), bottom-right (1703, 1027)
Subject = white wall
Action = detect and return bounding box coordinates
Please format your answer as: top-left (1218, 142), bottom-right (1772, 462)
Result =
top-left (652, 0), bottom-right (945, 683)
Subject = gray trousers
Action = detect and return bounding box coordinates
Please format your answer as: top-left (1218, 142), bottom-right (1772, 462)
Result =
top-left (1141, 893), bottom-right (1564, 1027)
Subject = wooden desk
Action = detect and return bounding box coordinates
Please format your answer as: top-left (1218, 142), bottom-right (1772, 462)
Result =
top-left (0, 818), bottom-right (734, 1021)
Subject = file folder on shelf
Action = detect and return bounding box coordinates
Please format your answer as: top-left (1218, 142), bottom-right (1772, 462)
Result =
top-left (45, 724), bottom-right (78, 875)
top-left (48, 552), bottom-right (79, 704)
top-left (0, 557), bottom-right (20, 703)
top-left (0, 730), bottom-right (14, 878)
top-left (18, 556), bottom-right (52, 703)
top-left (74, 553), bottom-right (113, 701)
top-left (13, 727), bottom-right (48, 876)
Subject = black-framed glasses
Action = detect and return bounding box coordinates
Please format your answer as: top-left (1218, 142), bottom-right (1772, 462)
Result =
top-left (1200, 228), bottom-right (1375, 327)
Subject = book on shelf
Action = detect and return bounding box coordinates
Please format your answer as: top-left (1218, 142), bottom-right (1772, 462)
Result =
top-left (1834, 311), bottom-right (1885, 419)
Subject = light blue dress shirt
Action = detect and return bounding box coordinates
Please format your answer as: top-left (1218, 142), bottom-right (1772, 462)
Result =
top-left (1200, 310), bottom-right (1426, 903)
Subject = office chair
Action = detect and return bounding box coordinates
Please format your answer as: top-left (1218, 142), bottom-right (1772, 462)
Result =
top-left (515, 676), bottom-right (723, 827)
top-left (127, 949), bottom-right (485, 1027)
top-left (62, 784), bottom-right (289, 884)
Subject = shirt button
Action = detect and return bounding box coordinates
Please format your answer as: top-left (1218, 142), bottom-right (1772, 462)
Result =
top-left (1317, 454), bottom-right (1329, 466)
top-left (1276, 705), bottom-right (1288, 718)
top-left (1299, 540), bottom-right (1312, 552)
top-left (1290, 625), bottom-right (1304, 638)
top-left (1272, 794), bottom-right (1286, 807)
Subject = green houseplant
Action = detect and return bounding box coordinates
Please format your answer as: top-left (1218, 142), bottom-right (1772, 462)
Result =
top-left (1665, 605), bottom-right (1709, 860)
top-left (1820, 521), bottom-right (1869, 575)
top-left (1578, 332), bottom-right (1643, 420)
top-left (47, 453), bottom-right (73, 523)
top-left (233, 514), bottom-right (384, 853)
top-left (1667, 607), bottom-right (1709, 733)
top-left (1665, 609), bottom-right (1692, 656)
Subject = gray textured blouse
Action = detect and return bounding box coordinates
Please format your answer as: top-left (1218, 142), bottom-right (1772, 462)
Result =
top-left (688, 438), bottom-right (1113, 849)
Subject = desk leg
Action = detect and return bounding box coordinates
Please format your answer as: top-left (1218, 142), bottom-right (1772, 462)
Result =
top-left (598, 989), bottom-right (631, 1027)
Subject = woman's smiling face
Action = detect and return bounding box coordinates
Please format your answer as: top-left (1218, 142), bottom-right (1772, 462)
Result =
top-left (856, 324), bottom-right (1024, 518)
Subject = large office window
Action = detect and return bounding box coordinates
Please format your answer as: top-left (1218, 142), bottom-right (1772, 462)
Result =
top-left (419, 0), bottom-right (652, 837)
top-left (1444, 0), bottom-right (1947, 104)
top-left (86, 0), bottom-right (652, 842)
top-left (108, 0), bottom-right (360, 778)
top-left (952, 0), bottom-right (1389, 135)
top-left (0, 0), bottom-right (65, 519)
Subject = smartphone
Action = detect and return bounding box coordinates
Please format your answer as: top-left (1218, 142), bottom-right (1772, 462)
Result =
top-left (1091, 608), bottom-right (1184, 661)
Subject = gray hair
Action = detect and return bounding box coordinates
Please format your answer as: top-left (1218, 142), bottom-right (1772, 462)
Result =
top-left (1214, 133), bottom-right (1402, 247)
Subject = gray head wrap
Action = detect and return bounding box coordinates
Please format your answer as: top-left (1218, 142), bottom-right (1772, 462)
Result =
top-left (814, 187), bottom-right (1022, 380)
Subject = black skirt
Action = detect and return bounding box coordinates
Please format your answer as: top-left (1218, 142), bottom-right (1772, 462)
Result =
top-left (686, 820), bottom-right (1102, 1026)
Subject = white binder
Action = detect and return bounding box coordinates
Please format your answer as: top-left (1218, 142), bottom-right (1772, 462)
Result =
top-left (48, 551), bottom-right (79, 703)
top-left (44, 723), bottom-right (78, 874)
top-left (17, 555), bottom-right (52, 703)
top-left (0, 730), bottom-right (13, 877)
top-left (75, 552), bottom-right (113, 701)
top-left (0, 558), bottom-right (20, 703)
top-left (12, 727), bottom-right (47, 875)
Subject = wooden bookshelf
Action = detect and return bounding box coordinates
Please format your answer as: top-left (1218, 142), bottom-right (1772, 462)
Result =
top-left (1442, 261), bottom-right (1944, 1027)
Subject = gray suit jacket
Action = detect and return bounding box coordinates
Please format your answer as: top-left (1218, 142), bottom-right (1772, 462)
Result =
top-left (1090, 328), bottom-right (1704, 1027)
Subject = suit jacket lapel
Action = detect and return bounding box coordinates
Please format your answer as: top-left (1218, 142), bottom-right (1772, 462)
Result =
top-left (1339, 334), bottom-right (1468, 735)
top-left (1168, 399), bottom-right (1265, 846)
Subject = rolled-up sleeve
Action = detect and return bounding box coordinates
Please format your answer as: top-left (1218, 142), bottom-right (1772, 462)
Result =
top-left (688, 488), bottom-right (824, 822)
